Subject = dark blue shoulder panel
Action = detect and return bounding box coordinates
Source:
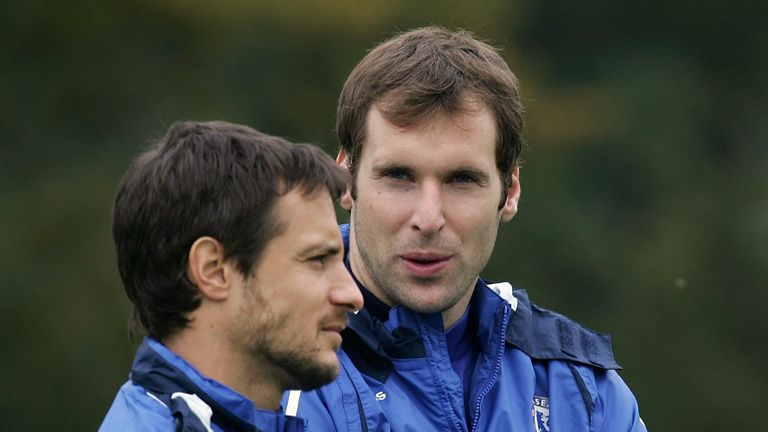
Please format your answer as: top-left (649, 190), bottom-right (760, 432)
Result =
top-left (342, 308), bottom-right (426, 383)
top-left (504, 290), bottom-right (621, 370)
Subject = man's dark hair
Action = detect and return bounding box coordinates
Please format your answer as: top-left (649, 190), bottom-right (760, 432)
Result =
top-left (112, 121), bottom-right (348, 340)
top-left (337, 26), bottom-right (524, 205)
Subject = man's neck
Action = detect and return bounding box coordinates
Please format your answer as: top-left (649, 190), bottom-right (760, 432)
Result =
top-left (163, 331), bottom-right (284, 411)
top-left (440, 289), bottom-right (475, 329)
top-left (348, 261), bottom-right (476, 330)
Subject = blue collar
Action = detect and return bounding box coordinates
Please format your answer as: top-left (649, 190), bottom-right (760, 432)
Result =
top-left (130, 338), bottom-right (308, 431)
top-left (343, 250), bottom-right (390, 322)
top-left (503, 290), bottom-right (621, 369)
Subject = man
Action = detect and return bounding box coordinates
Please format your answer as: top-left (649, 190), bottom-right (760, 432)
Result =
top-left (100, 121), bottom-right (364, 431)
top-left (285, 27), bottom-right (647, 431)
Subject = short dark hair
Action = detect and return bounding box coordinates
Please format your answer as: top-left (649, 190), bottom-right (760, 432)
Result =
top-left (112, 121), bottom-right (348, 340)
top-left (337, 26), bottom-right (524, 204)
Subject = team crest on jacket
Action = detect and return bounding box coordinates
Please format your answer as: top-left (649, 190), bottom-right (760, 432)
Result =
top-left (532, 396), bottom-right (550, 432)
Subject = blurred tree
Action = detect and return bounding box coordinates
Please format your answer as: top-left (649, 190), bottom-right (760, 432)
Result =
top-left (1, 0), bottom-right (765, 429)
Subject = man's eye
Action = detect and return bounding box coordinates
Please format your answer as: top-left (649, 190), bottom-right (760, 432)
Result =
top-left (384, 169), bottom-right (410, 180)
top-left (308, 254), bottom-right (327, 265)
top-left (451, 173), bottom-right (477, 184)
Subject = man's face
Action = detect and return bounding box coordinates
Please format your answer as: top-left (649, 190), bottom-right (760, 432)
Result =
top-left (231, 188), bottom-right (362, 390)
top-left (343, 105), bottom-right (519, 327)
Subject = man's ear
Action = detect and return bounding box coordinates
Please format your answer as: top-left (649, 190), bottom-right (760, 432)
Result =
top-left (187, 236), bottom-right (231, 301)
top-left (500, 166), bottom-right (521, 223)
top-left (336, 148), bottom-right (353, 211)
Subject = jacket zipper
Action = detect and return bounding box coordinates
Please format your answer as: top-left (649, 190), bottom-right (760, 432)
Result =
top-left (470, 303), bottom-right (510, 431)
top-left (344, 365), bottom-right (369, 432)
top-left (355, 389), bottom-right (368, 432)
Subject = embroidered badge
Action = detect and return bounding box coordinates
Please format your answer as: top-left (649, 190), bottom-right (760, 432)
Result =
top-left (532, 396), bottom-right (550, 432)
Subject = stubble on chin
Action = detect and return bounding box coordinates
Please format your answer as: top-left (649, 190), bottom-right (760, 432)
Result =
top-left (246, 330), bottom-right (340, 390)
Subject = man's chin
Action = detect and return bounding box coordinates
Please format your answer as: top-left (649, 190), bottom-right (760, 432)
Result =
top-left (397, 292), bottom-right (457, 315)
top-left (271, 349), bottom-right (341, 391)
top-left (293, 360), bottom-right (339, 390)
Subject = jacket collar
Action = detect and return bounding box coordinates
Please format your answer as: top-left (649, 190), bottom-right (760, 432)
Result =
top-left (504, 290), bottom-right (621, 369)
top-left (130, 338), bottom-right (308, 431)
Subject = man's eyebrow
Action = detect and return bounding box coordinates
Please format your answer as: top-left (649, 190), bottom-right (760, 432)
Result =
top-left (370, 163), bottom-right (412, 176)
top-left (452, 167), bottom-right (490, 179)
top-left (298, 241), bottom-right (342, 258)
top-left (371, 162), bottom-right (409, 172)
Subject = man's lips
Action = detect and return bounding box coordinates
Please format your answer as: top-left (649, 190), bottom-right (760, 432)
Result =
top-left (321, 318), bottom-right (348, 334)
top-left (401, 251), bottom-right (451, 261)
top-left (321, 321), bottom-right (346, 347)
top-left (399, 252), bottom-right (452, 277)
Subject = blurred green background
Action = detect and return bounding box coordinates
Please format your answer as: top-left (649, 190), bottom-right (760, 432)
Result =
top-left (2, 1), bottom-right (766, 430)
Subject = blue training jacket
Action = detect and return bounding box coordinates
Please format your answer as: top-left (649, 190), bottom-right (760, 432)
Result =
top-left (282, 225), bottom-right (646, 431)
top-left (100, 338), bottom-right (308, 432)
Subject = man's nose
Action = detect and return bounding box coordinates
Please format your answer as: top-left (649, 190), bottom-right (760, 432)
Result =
top-left (409, 182), bottom-right (445, 236)
top-left (329, 262), bottom-right (363, 312)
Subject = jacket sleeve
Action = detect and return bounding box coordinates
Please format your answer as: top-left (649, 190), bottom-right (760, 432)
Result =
top-left (595, 370), bottom-right (647, 431)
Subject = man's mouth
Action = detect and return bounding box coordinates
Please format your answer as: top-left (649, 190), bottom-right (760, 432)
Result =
top-left (321, 317), bottom-right (349, 334)
top-left (399, 252), bottom-right (451, 277)
top-left (322, 325), bottom-right (345, 333)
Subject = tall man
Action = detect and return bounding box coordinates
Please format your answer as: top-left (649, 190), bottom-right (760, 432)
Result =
top-left (100, 121), bottom-right (363, 431)
top-left (286, 27), bottom-right (646, 431)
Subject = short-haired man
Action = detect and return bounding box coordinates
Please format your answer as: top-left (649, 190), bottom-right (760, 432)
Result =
top-left (286, 27), bottom-right (647, 431)
top-left (100, 121), bottom-right (364, 431)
